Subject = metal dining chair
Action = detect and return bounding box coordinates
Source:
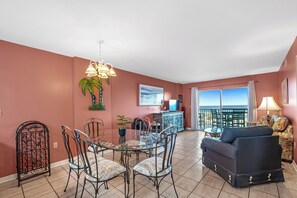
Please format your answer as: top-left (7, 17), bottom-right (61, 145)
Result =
top-left (132, 125), bottom-right (179, 198)
top-left (84, 118), bottom-right (115, 160)
top-left (74, 129), bottom-right (128, 198)
top-left (61, 125), bottom-right (87, 198)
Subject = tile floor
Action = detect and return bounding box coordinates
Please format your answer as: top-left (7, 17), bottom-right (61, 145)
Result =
top-left (1, 131), bottom-right (297, 198)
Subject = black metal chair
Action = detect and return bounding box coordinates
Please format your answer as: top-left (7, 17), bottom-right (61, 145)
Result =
top-left (61, 125), bottom-right (84, 198)
top-left (132, 126), bottom-right (178, 198)
top-left (74, 129), bottom-right (128, 198)
top-left (84, 118), bottom-right (114, 160)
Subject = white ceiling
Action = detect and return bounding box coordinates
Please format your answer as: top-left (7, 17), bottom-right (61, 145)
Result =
top-left (1, 0), bottom-right (297, 84)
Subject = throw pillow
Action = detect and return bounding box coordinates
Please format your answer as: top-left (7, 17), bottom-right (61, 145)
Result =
top-left (272, 117), bottom-right (289, 132)
top-left (269, 114), bottom-right (280, 127)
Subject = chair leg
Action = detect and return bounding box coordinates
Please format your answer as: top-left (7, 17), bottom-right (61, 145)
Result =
top-left (64, 168), bottom-right (72, 192)
top-left (136, 152), bottom-right (140, 163)
top-left (133, 171), bottom-right (136, 198)
top-left (95, 183), bottom-right (99, 198)
top-left (113, 150), bottom-right (115, 161)
top-left (104, 182), bottom-right (109, 189)
top-left (155, 178), bottom-right (160, 198)
top-left (80, 178), bottom-right (86, 198)
top-left (171, 172), bottom-right (178, 197)
top-left (74, 170), bottom-right (80, 198)
top-left (124, 172), bottom-right (127, 198)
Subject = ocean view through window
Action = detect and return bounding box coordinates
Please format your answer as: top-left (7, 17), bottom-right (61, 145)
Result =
top-left (198, 88), bottom-right (248, 129)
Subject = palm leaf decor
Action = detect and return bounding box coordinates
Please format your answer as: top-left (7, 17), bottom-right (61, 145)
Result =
top-left (79, 77), bottom-right (106, 110)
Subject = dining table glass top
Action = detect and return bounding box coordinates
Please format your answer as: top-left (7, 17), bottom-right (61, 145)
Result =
top-left (92, 129), bottom-right (162, 151)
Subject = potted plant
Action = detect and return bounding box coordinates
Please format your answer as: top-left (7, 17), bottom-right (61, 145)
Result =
top-left (117, 115), bottom-right (132, 136)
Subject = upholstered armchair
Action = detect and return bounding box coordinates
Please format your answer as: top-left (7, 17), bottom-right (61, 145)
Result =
top-left (201, 126), bottom-right (284, 187)
top-left (258, 114), bottom-right (293, 162)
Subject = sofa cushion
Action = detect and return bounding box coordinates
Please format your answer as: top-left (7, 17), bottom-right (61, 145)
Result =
top-left (220, 126), bottom-right (273, 143)
top-left (272, 117), bottom-right (289, 132)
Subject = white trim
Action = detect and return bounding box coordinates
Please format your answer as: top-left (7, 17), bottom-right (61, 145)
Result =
top-left (292, 160), bottom-right (297, 173)
top-left (0, 159), bottom-right (68, 184)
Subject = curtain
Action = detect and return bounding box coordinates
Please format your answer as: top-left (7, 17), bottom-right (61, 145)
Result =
top-left (191, 87), bottom-right (199, 130)
top-left (248, 81), bottom-right (257, 122)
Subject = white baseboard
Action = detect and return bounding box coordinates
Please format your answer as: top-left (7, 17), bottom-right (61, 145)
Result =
top-left (292, 160), bottom-right (297, 173)
top-left (0, 159), bottom-right (68, 184)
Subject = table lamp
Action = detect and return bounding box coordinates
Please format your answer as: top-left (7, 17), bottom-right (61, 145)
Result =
top-left (257, 96), bottom-right (281, 122)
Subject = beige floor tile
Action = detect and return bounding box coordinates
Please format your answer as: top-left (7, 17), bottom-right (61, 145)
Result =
top-left (23, 186), bottom-right (54, 198)
top-left (193, 183), bottom-right (221, 198)
top-left (277, 179), bottom-right (297, 191)
top-left (49, 175), bottom-right (77, 190)
top-left (249, 189), bottom-right (278, 198)
top-left (284, 172), bottom-right (297, 182)
top-left (172, 165), bottom-right (190, 176)
top-left (278, 186), bottom-right (297, 198)
top-left (189, 163), bottom-right (209, 175)
top-left (38, 191), bottom-right (58, 198)
top-left (188, 192), bottom-right (204, 198)
top-left (183, 169), bottom-right (204, 182)
top-left (22, 177), bottom-right (49, 192)
top-left (219, 191), bottom-right (241, 198)
top-left (200, 175), bottom-right (225, 190)
top-left (100, 188), bottom-right (125, 198)
top-left (163, 173), bottom-right (181, 184)
top-left (0, 185), bottom-right (23, 198)
top-left (250, 183), bottom-right (278, 196)
top-left (221, 182), bottom-right (249, 198)
top-left (206, 169), bottom-right (222, 179)
top-left (175, 176), bottom-right (199, 192)
top-left (162, 185), bottom-right (191, 198)
top-left (135, 186), bottom-right (160, 198)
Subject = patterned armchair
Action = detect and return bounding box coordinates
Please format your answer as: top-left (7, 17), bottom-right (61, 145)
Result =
top-left (258, 114), bottom-right (293, 162)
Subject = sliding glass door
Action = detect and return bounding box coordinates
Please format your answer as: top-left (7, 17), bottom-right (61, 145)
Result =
top-left (198, 87), bottom-right (248, 130)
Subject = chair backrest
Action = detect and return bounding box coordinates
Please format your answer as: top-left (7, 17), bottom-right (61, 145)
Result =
top-left (153, 116), bottom-right (171, 133)
top-left (74, 129), bottom-right (100, 181)
top-left (143, 117), bottom-right (152, 130)
top-left (134, 118), bottom-right (149, 131)
top-left (84, 118), bottom-right (104, 138)
top-left (154, 125), bottom-right (178, 176)
top-left (61, 125), bottom-right (77, 165)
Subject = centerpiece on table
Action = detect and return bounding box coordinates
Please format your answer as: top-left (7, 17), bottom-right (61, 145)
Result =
top-left (117, 115), bottom-right (132, 136)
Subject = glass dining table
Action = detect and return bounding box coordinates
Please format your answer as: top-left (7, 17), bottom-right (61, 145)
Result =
top-left (91, 128), bottom-right (162, 195)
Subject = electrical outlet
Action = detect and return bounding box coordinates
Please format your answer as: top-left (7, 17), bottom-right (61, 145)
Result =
top-left (53, 142), bottom-right (58, 148)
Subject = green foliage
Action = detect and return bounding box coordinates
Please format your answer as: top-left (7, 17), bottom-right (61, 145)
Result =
top-left (88, 103), bottom-right (106, 110)
top-left (79, 77), bottom-right (103, 95)
top-left (117, 115), bottom-right (132, 129)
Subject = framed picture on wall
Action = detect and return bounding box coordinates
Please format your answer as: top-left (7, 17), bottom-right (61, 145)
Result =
top-left (281, 78), bottom-right (288, 104)
top-left (139, 84), bottom-right (164, 106)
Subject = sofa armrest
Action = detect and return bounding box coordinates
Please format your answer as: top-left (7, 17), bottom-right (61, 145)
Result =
top-left (201, 138), bottom-right (237, 159)
top-left (232, 135), bottom-right (282, 173)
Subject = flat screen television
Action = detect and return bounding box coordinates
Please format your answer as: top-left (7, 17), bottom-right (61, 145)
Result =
top-left (169, 99), bottom-right (179, 111)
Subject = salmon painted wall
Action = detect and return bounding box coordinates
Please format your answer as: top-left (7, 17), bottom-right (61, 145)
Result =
top-left (111, 69), bottom-right (180, 128)
top-left (278, 37), bottom-right (297, 162)
top-left (182, 72), bottom-right (280, 128)
top-left (0, 41), bottom-right (180, 178)
top-left (0, 41), bottom-right (74, 177)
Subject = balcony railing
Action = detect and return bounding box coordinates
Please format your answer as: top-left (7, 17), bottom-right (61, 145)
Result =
top-left (198, 108), bottom-right (248, 130)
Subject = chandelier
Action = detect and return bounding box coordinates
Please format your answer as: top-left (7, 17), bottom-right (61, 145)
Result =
top-left (85, 40), bottom-right (117, 79)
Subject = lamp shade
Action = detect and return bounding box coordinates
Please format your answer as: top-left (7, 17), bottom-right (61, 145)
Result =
top-left (257, 96), bottom-right (281, 114)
